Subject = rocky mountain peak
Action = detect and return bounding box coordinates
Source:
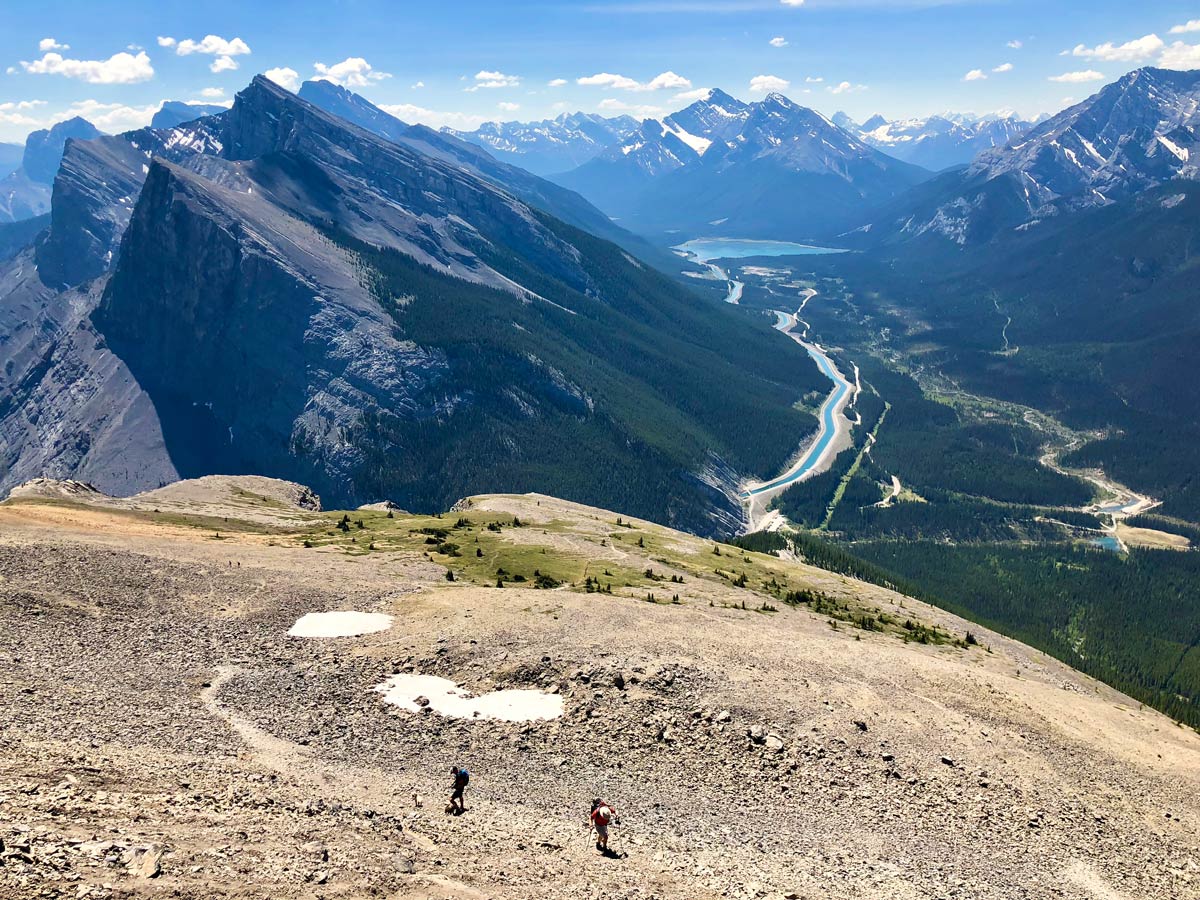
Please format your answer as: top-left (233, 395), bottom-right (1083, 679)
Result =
top-left (22, 117), bottom-right (102, 184)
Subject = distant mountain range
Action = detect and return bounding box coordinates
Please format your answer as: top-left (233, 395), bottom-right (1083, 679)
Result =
top-left (0, 143), bottom-right (22, 179)
top-left (446, 113), bottom-right (641, 176)
top-left (0, 117), bottom-right (101, 224)
top-left (0, 75), bottom-right (827, 535)
top-left (860, 67), bottom-right (1200, 248)
top-left (150, 101), bottom-right (228, 130)
top-left (553, 89), bottom-right (930, 239)
top-left (836, 111), bottom-right (1030, 171)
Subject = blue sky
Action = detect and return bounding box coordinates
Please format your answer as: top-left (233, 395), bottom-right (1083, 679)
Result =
top-left (2, 0), bottom-right (1199, 142)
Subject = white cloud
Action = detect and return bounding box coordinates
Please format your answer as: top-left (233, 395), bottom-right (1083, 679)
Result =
top-left (828, 81), bottom-right (866, 94)
top-left (39, 38), bottom-right (69, 52)
top-left (20, 50), bottom-right (154, 85)
top-left (674, 87), bottom-right (712, 102)
top-left (769, 36), bottom-right (788, 48)
top-left (1069, 34), bottom-right (1163, 62)
top-left (578, 72), bottom-right (639, 90)
top-left (643, 71), bottom-right (690, 91)
top-left (805, 76), bottom-right (824, 83)
top-left (1048, 70), bottom-right (1106, 83)
top-left (597, 97), bottom-right (665, 117)
top-left (174, 35), bottom-right (252, 58)
top-left (577, 71), bottom-right (689, 92)
top-left (59, 99), bottom-right (160, 133)
top-left (199, 87), bottom-right (224, 99)
top-left (379, 102), bottom-right (486, 131)
top-left (548, 78), bottom-right (567, 87)
top-left (467, 70), bottom-right (520, 91)
top-left (210, 56), bottom-right (238, 73)
top-left (313, 57), bottom-right (391, 88)
top-left (749, 74), bottom-right (789, 93)
top-left (156, 36), bottom-right (176, 48)
top-left (1006, 39), bottom-right (1023, 49)
top-left (498, 101), bottom-right (520, 113)
top-left (964, 69), bottom-right (987, 81)
top-left (993, 62), bottom-right (1013, 73)
top-left (0, 99), bottom-right (48, 127)
top-left (1170, 20), bottom-right (1200, 34)
top-left (263, 67), bottom-right (300, 91)
top-left (1160, 41), bottom-right (1200, 70)
top-left (781, 0), bottom-right (805, 5)
top-left (412, 80), bottom-right (425, 89)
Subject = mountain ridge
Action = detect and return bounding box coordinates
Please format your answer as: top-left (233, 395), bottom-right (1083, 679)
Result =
top-left (554, 89), bottom-right (930, 239)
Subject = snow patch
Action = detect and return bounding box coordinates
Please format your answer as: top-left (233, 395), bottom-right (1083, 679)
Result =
top-left (288, 611), bottom-right (393, 638)
top-left (374, 674), bottom-right (564, 722)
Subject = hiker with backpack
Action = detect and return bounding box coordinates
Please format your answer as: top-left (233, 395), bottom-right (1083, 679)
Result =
top-left (447, 765), bottom-right (469, 815)
top-left (589, 798), bottom-right (618, 853)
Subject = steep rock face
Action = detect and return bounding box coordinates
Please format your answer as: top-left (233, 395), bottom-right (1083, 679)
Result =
top-left (94, 159), bottom-right (448, 502)
top-left (969, 68), bottom-right (1200, 204)
top-left (0, 252), bottom-right (178, 493)
top-left (36, 116), bottom-right (226, 289)
top-left (0, 119), bottom-right (103, 225)
top-left (21, 118), bottom-right (102, 184)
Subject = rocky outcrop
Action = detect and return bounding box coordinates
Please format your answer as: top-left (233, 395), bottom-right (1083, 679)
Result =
top-left (0, 253), bottom-right (178, 494)
top-left (0, 118), bottom-right (101, 226)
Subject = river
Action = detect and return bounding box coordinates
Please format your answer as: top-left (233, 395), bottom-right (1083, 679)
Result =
top-left (673, 239), bottom-right (855, 531)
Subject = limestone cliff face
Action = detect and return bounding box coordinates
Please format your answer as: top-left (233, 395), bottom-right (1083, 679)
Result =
top-left (95, 159), bottom-right (448, 506)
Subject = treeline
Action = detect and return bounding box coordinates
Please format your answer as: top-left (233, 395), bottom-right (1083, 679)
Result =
top-left (827, 483), bottom-right (1072, 543)
top-left (852, 540), bottom-right (1200, 728)
top-left (862, 361), bottom-right (1093, 507)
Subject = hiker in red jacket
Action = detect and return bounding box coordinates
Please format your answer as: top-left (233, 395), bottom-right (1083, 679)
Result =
top-left (589, 798), bottom-right (618, 853)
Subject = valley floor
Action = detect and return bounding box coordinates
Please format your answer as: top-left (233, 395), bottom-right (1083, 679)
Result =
top-left (0, 479), bottom-right (1197, 900)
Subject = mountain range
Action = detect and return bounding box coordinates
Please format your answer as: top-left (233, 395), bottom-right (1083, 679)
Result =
top-left (553, 89), bottom-right (930, 239)
top-left (150, 100), bottom-right (229, 130)
top-left (446, 112), bottom-right (641, 175)
top-left (0, 75), bottom-right (827, 535)
top-left (837, 112), bottom-right (1030, 171)
top-left (857, 67), bottom-right (1200, 248)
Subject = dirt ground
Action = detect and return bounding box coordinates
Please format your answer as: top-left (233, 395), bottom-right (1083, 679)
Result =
top-left (1, 479), bottom-right (1197, 900)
